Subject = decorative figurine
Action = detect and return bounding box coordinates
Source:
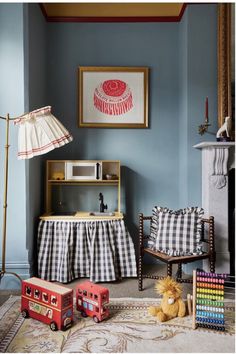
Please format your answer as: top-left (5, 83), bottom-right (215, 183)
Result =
top-left (216, 116), bottom-right (232, 141)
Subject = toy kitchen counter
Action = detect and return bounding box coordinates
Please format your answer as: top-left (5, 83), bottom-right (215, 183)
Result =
top-left (39, 211), bottom-right (123, 221)
top-left (37, 159), bottom-right (137, 283)
top-left (37, 212), bottom-right (137, 284)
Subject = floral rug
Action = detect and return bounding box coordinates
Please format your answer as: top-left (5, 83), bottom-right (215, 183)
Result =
top-left (0, 296), bottom-right (234, 353)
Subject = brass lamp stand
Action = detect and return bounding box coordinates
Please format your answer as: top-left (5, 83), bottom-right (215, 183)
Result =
top-left (0, 107), bottom-right (72, 286)
top-left (0, 114), bottom-right (22, 284)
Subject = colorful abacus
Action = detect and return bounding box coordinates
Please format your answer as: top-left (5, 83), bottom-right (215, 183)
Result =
top-left (192, 270), bottom-right (229, 331)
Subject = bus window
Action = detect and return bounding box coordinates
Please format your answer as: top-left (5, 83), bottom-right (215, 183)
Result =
top-left (78, 289), bottom-right (82, 295)
top-left (94, 294), bottom-right (98, 300)
top-left (83, 301), bottom-right (88, 309)
top-left (46, 308), bottom-right (53, 319)
top-left (89, 293), bottom-right (93, 298)
top-left (34, 289), bottom-right (40, 299)
top-left (63, 293), bottom-right (72, 308)
top-left (51, 295), bottom-right (58, 306)
top-left (88, 303), bottom-right (93, 311)
top-left (42, 292), bottom-right (49, 303)
top-left (26, 286), bottom-right (31, 296)
top-left (83, 290), bottom-right (87, 296)
top-left (102, 294), bottom-right (106, 300)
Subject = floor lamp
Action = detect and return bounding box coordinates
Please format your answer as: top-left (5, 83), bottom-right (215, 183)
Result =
top-left (0, 106), bottom-right (73, 285)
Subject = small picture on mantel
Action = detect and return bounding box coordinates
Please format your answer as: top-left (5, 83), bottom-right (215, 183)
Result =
top-left (78, 66), bottom-right (149, 128)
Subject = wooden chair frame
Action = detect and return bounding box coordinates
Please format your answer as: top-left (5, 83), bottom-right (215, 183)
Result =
top-left (138, 213), bottom-right (215, 291)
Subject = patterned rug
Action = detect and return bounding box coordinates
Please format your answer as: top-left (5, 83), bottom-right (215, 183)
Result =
top-left (0, 296), bottom-right (235, 353)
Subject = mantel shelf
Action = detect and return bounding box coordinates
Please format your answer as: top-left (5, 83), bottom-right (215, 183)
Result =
top-left (194, 141), bottom-right (235, 149)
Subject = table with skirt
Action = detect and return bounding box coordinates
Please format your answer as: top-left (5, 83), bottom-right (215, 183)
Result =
top-left (37, 218), bottom-right (137, 283)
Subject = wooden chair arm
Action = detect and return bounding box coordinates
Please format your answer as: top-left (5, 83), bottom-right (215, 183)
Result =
top-left (139, 213), bottom-right (152, 248)
top-left (200, 216), bottom-right (215, 253)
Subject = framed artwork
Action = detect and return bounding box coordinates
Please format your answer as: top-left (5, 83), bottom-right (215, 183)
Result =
top-left (78, 66), bottom-right (149, 128)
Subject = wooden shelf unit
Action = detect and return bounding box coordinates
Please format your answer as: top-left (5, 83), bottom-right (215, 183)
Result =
top-left (45, 160), bottom-right (121, 216)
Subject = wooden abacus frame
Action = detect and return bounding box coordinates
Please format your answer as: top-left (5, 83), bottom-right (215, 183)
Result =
top-left (192, 269), bottom-right (232, 332)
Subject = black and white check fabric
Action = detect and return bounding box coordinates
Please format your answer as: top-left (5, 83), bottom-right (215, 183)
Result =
top-left (148, 206), bottom-right (204, 256)
top-left (38, 219), bottom-right (137, 283)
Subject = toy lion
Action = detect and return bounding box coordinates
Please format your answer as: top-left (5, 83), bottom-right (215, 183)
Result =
top-left (148, 276), bottom-right (186, 322)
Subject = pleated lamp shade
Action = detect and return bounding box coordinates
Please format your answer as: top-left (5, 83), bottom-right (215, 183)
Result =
top-left (14, 106), bottom-right (73, 159)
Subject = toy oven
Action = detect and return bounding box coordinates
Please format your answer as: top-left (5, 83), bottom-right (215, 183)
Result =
top-left (65, 161), bottom-right (102, 180)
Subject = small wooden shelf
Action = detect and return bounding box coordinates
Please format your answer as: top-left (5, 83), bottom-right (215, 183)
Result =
top-left (45, 160), bottom-right (121, 215)
top-left (48, 179), bottom-right (119, 184)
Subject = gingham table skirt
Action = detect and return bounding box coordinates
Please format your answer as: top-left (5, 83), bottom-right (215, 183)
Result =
top-left (37, 219), bottom-right (137, 283)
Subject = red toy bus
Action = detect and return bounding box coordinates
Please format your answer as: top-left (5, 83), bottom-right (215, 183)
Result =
top-left (76, 281), bottom-right (109, 323)
top-left (21, 277), bottom-right (73, 331)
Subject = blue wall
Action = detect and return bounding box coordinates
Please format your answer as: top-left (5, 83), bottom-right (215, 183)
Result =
top-left (179, 5), bottom-right (218, 206)
top-left (45, 21), bottom-right (181, 257)
top-left (0, 3), bottom-right (28, 288)
top-left (25, 4), bottom-right (47, 277)
top-left (45, 4), bottom-right (218, 246)
top-left (0, 3), bottom-right (218, 287)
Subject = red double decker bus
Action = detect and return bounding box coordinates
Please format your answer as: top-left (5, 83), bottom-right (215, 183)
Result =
top-left (76, 281), bottom-right (109, 323)
top-left (21, 277), bottom-right (73, 331)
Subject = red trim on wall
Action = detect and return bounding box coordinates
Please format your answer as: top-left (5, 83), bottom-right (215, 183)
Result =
top-left (178, 3), bottom-right (187, 21)
top-left (39, 3), bottom-right (187, 23)
top-left (39, 3), bottom-right (48, 20)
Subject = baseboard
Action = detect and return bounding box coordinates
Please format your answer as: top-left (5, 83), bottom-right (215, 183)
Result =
top-left (0, 262), bottom-right (30, 290)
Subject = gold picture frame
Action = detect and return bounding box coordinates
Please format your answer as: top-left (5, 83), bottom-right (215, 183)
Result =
top-left (78, 66), bottom-right (149, 128)
top-left (218, 3), bottom-right (234, 129)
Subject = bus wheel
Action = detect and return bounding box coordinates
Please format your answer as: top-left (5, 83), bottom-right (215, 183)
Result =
top-left (22, 309), bottom-right (29, 318)
top-left (93, 316), bottom-right (99, 323)
top-left (81, 311), bottom-right (88, 318)
top-left (50, 321), bottom-right (58, 331)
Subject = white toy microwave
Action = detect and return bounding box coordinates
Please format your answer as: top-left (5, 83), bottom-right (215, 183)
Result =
top-left (65, 161), bottom-right (102, 180)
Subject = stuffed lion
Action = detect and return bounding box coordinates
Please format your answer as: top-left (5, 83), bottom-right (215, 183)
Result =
top-left (148, 276), bottom-right (186, 322)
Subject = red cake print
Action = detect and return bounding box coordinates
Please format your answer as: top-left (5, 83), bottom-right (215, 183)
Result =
top-left (94, 79), bottom-right (133, 116)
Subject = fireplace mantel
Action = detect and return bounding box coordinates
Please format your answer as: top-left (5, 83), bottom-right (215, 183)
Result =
top-left (194, 142), bottom-right (235, 189)
top-left (194, 142), bottom-right (235, 149)
top-left (194, 141), bottom-right (235, 273)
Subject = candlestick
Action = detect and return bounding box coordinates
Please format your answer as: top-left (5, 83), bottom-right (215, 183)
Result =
top-left (205, 97), bottom-right (209, 123)
top-left (198, 96), bottom-right (211, 135)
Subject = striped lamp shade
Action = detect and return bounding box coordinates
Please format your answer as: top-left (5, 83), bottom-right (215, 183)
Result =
top-left (14, 106), bottom-right (73, 159)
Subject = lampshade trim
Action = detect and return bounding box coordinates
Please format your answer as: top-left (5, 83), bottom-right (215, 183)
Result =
top-left (17, 133), bottom-right (73, 159)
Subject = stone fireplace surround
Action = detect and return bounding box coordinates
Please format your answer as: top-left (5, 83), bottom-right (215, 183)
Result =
top-left (194, 142), bottom-right (235, 274)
